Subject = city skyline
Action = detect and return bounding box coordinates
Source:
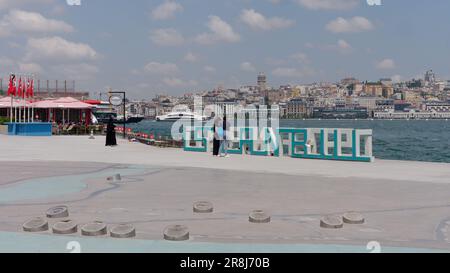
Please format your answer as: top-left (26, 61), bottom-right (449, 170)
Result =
top-left (0, 0), bottom-right (450, 99)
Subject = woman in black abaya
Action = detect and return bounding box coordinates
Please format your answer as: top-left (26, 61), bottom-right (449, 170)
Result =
top-left (105, 117), bottom-right (117, 146)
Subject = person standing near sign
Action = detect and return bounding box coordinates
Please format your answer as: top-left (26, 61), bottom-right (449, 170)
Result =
top-left (219, 116), bottom-right (230, 157)
top-left (212, 116), bottom-right (222, 156)
top-left (105, 116), bottom-right (117, 146)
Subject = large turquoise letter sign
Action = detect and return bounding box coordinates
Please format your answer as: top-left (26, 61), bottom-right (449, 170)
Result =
top-left (184, 127), bottom-right (374, 162)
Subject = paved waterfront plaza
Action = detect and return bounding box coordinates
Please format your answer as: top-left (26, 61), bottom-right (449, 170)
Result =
top-left (0, 135), bottom-right (450, 252)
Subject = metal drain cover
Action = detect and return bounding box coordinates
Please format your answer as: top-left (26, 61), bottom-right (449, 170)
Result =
top-left (23, 218), bottom-right (49, 232)
top-left (107, 174), bottom-right (122, 182)
top-left (164, 225), bottom-right (189, 241)
top-left (193, 201), bottom-right (214, 213)
top-left (52, 220), bottom-right (78, 234)
top-left (110, 224), bottom-right (136, 238)
top-left (81, 221), bottom-right (107, 236)
top-left (46, 206), bottom-right (69, 219)
top-left (343, 212), bottom-right (365, 224)
top-left (320, 215), bottom-right (344, 229)
top-left (249, 210), bottom-right (271, 223)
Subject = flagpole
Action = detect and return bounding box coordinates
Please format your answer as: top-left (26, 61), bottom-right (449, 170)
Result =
top-left (25, 76), bottom-right (28, 123)
top-left (31, 76), bottom-right (34, 123)
top-left (14, 94), bottom-right (17, 123)
top-left (27, 76), bottom-right (30, 123)
top-left (8, 74), bottom-right (13, 123)
top-left (31, 75), bottom-right (35, 123)
top-left (10, 96), bottom-right (13, 123)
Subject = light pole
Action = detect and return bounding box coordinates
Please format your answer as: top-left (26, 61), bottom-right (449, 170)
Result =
top-left (109, 91), bottom-right (127, 139)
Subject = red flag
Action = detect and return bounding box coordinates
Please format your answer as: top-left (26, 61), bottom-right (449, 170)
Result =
top-left (22, 79), bottom-right (27, 98)
top-left (29, 79), bottom-right (34, 98)
top-left (26, 78), bottom-right (33, 98)
top-left (7, 74), bottom-right (16, 97)
top-left (18, 77), bottom-right (23, 98)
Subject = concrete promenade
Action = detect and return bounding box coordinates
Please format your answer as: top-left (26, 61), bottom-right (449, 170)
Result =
top-left (0, 135), bottom-right (449, 183)
top-left (0, 135), bottom-right (450, 252)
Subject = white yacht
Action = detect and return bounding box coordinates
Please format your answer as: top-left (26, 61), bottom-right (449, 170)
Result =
top-left (156, 112), bottom-right (207, 122)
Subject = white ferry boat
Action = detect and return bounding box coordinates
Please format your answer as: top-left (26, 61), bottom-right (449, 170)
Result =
top-left (156, 112), bottom-right (207, 122)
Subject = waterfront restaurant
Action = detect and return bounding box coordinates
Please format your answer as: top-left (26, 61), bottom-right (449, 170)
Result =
top-left (33, 97), bottom-right (93, 125)
top-left (0, 97), bottom-right (33, 118)
top-left (0, 96), bottom-right (93, 125)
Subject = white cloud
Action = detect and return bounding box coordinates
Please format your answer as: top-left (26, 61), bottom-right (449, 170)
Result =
top-left (376, 59), bottom-right (396, 70)
top-left (184, 52), bottom-right (198, 62)
top-left (296, 0), bottom-right (359, 10)
top-left (144, 62), bottom-right (179, 75)
top-left (240, 62), bottom-right (256, 72)
top-left (25, 36), bottom-right (98, 62)
top-left (204, 65), bottom-right (216, 73)
top-left (326, 16), bottom-right (374, 33)
top-left (333, 39), bottom-right (352, 54)
top-left (240, 9), bottom-right (294, 31)
top-left (151, 1), bottom-right (183, 20)
top-left (195, 16), bottom-right (240, 45)
top-left (150, 28), bottom-right (184, 46)
top-left (337, 39), bottom-right (351, 50)
top-left (162, 77), bottom-right (197, 88)
top-left (0, 9), bottom-right (73, 36)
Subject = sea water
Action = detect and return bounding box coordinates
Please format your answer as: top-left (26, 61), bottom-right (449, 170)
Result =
top-left (127, 120), bottom-right (450, 163)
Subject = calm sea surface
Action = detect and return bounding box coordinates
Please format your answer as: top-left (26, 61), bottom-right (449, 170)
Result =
top-left (127, 120), bottom-right (450, 163)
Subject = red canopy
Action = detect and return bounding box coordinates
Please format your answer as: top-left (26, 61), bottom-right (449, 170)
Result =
top-left (84, 100), bottom-right (102, 105)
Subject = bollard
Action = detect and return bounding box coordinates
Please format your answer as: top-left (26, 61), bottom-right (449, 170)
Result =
top-left (164, 225), bottom-right (189, 241)
top-left (89, 130), bottom-right (95, 139)
top-left (320, 215), bottom-right (344, 229)
top-left (81, 221), bottom-right (107, 236)
top-left (46, 206), bottom-right (69, 219)
top-left (23, 218), bottom-right (49, 232)
top-left (249, 210), bottom-right (271, 223)
top-left (53, 220), bottom-right (78, 234)
top-left (343, 212), bottom-right (365, 224)
top-left (110, 224), bottom-right (136, 238)
top-left (193, 201), bottom-right (214, 213)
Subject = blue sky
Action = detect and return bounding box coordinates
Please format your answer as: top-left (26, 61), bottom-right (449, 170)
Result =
top-left (0, 0), bottom-right (449, 99)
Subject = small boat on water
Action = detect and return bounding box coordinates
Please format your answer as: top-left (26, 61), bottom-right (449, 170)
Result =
top-left (116, 114), bottom-right (145, 124)
top-left (85, 100), bottom-right (145, 124)
top-left (156, 112), bottom-right (207, 122)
